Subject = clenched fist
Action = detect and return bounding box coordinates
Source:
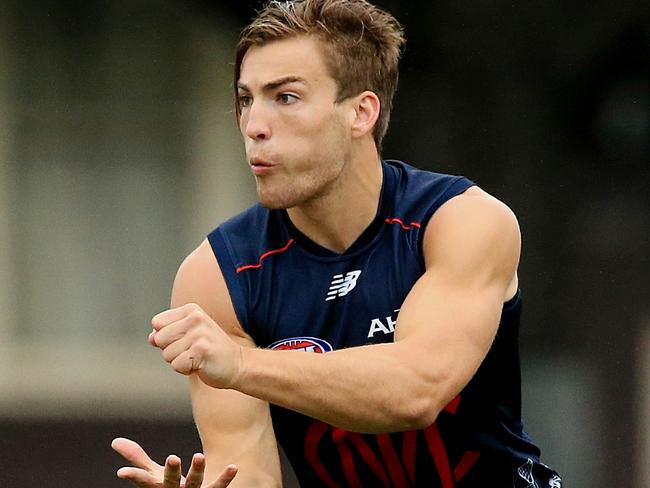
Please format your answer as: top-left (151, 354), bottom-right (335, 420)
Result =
top-left (150, 303), bottom-right (244, 389)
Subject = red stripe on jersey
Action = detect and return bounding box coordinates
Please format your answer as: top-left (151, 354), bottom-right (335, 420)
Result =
top-left (235, 239), bottom-right (295, 273)
top-left (345, 432), bottom-right (390, 486)
top-left (305, 421), bottom-right (342, 488)
top-left (385, 217), bottom-right (421, 230)
top-left (444, 395), bottom-right (462, 414)
top-left (332, 429), bottom-right (364, 488)
top-left (402, 430), bottom-right (417, 483)
top-left (376, 434), bottom-right (410, 487)
top-left (453, 451), bottom-right (481, 482)
top-left (424, 424), bottom-right (455, 488)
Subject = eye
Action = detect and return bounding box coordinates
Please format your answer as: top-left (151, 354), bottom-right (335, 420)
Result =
top-left (238, 94), bottom-right (252, 108)
top-left (278, 93), bottom-right (299, 105)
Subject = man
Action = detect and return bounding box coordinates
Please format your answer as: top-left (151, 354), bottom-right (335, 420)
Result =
top-left (113, 0), bottom-right (562, 486)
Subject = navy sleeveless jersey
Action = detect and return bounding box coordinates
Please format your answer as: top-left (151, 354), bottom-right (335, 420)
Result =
top-left (208, 160), bottom-right (561, 487)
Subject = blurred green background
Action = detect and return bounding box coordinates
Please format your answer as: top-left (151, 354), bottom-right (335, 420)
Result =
top-left (0, 1), bottom-right (648, 486)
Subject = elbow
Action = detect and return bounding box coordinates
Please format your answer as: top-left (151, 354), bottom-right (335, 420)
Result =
top-left (394, 370), bottom-right (456, 430)
top-left (384, 365), bottom-right (447, 431)
top-left (397, 368), bottom-right (450, 430)
top-left (395, 393), bottom-right (442, 431)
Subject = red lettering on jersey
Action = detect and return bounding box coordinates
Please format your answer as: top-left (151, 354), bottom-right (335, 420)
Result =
top-left (453, 451), bottom-right (481, 482)
top-left (332, 429), bottom-right (365, 488)
top-left (402, 430), bottom-right (417, 483)
top-left (304, 395), bottom-right (481, 486)
top-left (443, 395), bottom-right (462, 414)
top-left (376, 433), bottom-right (410, 487)
top-left (304, 421), bottom-right (341, 488)
top-left (424, 423), bottom-right (455, 488)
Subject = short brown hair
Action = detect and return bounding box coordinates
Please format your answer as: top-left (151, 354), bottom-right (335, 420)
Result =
top-left (235, 0), bottom-right (405, 149)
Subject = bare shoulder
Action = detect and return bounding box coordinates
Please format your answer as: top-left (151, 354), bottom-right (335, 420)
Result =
top-left (172, 239), bottom-right (253, 343)
top-left (423, 186), bottom-right (521, 288)
top-left (426, 186), bottom-right (520, 246)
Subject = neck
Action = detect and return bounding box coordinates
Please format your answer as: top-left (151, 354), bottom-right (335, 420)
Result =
top-left (287, 144), bottom-right (383, 253)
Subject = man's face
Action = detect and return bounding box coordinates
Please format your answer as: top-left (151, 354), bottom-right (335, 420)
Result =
top-left (237, 36), bottom-right (353, 209)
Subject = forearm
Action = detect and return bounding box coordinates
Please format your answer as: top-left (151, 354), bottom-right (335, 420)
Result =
top-left (200, 436), bottom-right (281, 488)
top-left (201, 444), bottom-right (281, 488)
top-left (203, 467), bottom-right (280, 488)
top-left (234, 341), bottom-right (442, 433)
top-left (192, 377), bottom-right (282, 487)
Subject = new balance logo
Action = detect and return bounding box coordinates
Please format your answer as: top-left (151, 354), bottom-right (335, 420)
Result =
top-left (326, 270), bottom-right (362, 301)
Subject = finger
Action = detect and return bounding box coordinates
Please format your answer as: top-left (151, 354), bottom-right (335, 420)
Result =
top-left (163, 455), bottom-right (182, 488)
top-left (183, 453), bottom-right (206, 488)
top-left (153, 314), bottom-right (201, 349)
top-left (148, 329), bottom-right (157, 346)
top-left (161, 335), bottom-right (193, 364)
top-left (205, 465), bottom-right (238, 488)
top-left (111, 437), bottom-right (160, 471)
top-left (170, 349), bottom-right (201, 376)
top-left (116, 466), bottom-right (160, 487)
top-left (152, 303), bottom-right (200, 331)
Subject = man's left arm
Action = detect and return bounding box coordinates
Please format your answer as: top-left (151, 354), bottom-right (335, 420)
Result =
top-left (151, 191), bottom-right (520, 434)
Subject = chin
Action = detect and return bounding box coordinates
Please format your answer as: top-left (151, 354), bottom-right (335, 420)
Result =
top-left (257, 186), bottom-right (312, 210)
top-left (256, 172), bottom-right (337, 210)
top-left (257, 189), bottom-right (296, 210)
top-left (259, 199), bottom-right (288, 210)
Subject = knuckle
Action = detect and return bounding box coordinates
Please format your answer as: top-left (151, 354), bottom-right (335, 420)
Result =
top-left (187, 310), bottom-right (204, 325)
top-left (194, 339), bottom-right (210, 355)
top-left (187, 328), bottom-right (202, 343)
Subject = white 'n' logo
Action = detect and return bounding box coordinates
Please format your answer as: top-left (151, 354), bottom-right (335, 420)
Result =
top-left (326, 270), bottom-right (362, 301)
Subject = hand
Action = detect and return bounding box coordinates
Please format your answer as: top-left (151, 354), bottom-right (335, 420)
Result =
top-left (149, 303), bottom-right (243, 389)
top-left (112, 437), bottom-right (238, 488)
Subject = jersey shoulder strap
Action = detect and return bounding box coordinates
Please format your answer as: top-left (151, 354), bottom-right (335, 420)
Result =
top-left (382, 160), bottom-right (475, 258)
top-left (207, 204), bottom-right (289, 334)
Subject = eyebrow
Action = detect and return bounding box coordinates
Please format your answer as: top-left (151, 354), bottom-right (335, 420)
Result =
top-left (237, 76), bottom-right (308, 93)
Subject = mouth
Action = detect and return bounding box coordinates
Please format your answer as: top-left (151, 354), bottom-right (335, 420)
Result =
top-left (250, 158), bottom-right (276, 176)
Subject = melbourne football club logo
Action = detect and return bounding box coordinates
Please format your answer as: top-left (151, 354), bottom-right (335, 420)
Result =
top-left (326, 270), bottom-right (362, 301)
top-left (269, 337), bottom-right (333, 353)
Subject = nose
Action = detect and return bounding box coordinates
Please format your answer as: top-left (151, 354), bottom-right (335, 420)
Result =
top-left (243, 101), bottom-right (271, 141)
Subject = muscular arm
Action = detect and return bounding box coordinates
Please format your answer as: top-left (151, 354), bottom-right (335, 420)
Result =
top-left (153, 190), bottom-right (520, 434)
top-left (172, 242), bottom-right (281, 486)
top-left (231, 190), bottom-right (520, 433)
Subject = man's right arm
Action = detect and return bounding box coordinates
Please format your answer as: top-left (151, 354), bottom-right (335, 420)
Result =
top-left (172, 239), bottom-right (281, 487)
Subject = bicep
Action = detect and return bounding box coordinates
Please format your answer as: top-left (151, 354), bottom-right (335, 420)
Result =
top-left (394, 193), bottom-right (520, 407)
top-left (394, 270), bottom-right (505, 409)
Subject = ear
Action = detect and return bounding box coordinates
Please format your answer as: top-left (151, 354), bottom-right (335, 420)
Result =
top-left (350, 91), bottom-right (381, 139)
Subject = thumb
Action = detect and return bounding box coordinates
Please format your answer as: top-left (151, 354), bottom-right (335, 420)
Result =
top-left (112, 437), bottom-right (160, 471)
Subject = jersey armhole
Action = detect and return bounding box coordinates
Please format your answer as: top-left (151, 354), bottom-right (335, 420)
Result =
top-left (207, 228), bottom-right (253, 337)
top-left (416, 176), bottom-right (477, 269)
